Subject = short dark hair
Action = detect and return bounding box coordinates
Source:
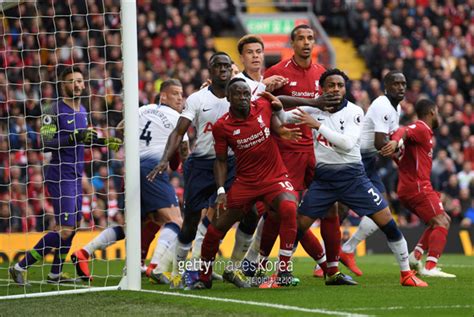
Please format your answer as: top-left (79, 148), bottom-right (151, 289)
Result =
top-left (225, 77), bottom-right (247, 95)
top-left (59, 66), bottom-right (83, 82)
top-left (237, 34), bottom-right (264, 54)
top-left (290, 24), bottom-right (312, 41)
top-left (383, 70), bottom-right (404, 86)
top-left (415, 99), bottom-right (436, 118)
top-left (160, 79), bottom-right (182, 93)
top-left (319, 68), bottom-right (349, 87)
top-left (209, 51), bottom-right (231, 66)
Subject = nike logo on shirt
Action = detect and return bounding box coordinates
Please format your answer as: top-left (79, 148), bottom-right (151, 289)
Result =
top-left (203, 108), bottom-right (211, 112)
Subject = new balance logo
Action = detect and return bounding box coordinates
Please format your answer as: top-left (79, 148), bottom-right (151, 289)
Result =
top-left (289, 81), bottom-right (297, 86)
top-left (233, 129), bottom-right (240, 135)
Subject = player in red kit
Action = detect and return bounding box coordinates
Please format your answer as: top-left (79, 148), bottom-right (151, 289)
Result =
top-left (384, 99), bottom-right (456, 278)
top-left (189, 78), bottom-right (299, 289)
top-left (243, 24), bottom-right (341, 279)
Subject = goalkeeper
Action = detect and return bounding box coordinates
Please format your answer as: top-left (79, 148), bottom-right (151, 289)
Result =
top-left (9, 66), bottom-right (122, 285)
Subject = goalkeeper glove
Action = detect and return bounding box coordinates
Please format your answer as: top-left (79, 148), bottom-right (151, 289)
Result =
top-left (103, 137), bottom-right (123, 152)
top-left (70, 129), bottom-right (98, 145)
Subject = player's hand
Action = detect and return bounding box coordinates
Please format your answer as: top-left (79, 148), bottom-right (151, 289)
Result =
top-left (313, 93), bottom-right (341, 111)
top-left (104, 137), bottom-right (122, 152)
top-left (278, 126), bottom-right (302, 141)
top-left (215, 193), bottom-right (227, 218)
top-left (379, 140), bottom-right (398, 157)
top-left (293, 108), bottom-right (321, 129)
top-left (72, 129), bottom-right (98, 145)
top-left (147, 161), bottom-right (169, 182)
top-left (259, 91), bottom-right (283, 111)
top-left (264, 75), bottom-right (288, 92)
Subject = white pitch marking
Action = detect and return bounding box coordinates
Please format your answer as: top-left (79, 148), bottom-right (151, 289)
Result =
top-left (348, 304), bottom-right (473, 311)
top-left (140, 289), bottom-right (372, 317)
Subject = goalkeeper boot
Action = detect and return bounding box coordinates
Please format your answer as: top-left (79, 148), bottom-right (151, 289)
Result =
top-left (222, 269), bottom-right (251, 288)
top-left (9, 266), bottom-right (30, 287)
top-left (149, 271), bottom-right (171, 285)
top-left (325, 272), bottom-right (358, 286)
top-left (71, 249), bottom-right (92, 281)
top-left (47, 272), bottom-right (78, 284)
top-left (408, 251), bottom-right (422, 273)
top-left (401, 270), bottom-right (428, 287)
top-left (339, 251), bottom-right (363, 276)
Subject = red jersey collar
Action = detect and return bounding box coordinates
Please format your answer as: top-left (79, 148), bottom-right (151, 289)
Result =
top-left (417, 120), bottom-right (433, 135)
top-left (290, 56), bottom-right (312, 70)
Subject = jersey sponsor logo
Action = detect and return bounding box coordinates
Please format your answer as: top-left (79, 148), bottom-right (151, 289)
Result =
top-left (291, 91), bottom-right (315, 98)
top-left (233, 129), bottom-right (241, 135)
top-left (203, 108), bottom-right (211, 112)
top-left (236, 130), bottom-right (268, 150)
top-left (203, 122), bottom-right (213, 133)
top-left (316, 134), bottom-right (333, 148)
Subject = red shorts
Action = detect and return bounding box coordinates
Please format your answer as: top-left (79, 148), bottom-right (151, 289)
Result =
top-left (226, 176), bottom-right (297, 210)
top-left (280, 151), bottom-right (315, 191)
top-left (399, 190), bottom-right (445, 224)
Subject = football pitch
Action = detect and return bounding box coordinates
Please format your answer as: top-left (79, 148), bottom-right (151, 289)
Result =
top-left (1, 255), bottom-right (473, 316)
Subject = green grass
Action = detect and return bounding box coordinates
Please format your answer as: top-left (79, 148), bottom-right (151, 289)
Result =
top-left (1, 255), bottom-right (473, 316)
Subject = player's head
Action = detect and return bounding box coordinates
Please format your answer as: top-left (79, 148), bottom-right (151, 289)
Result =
top-left (415, 98), bottom-right (439, 129)
top-left (158, 79), bottom-right (183, 113)
top-left (320, 68), bottom-right (349, 110)
top-left (383, 71), bottom-right (406, 103)
top-left (59, 66), bottom-right (85, 98)
top-left (231, 62), bottom-right (240, 77)
top-left (226, 77), bottom-right (251, 117)
top-left (208, 52), bottom-right (232, 88)
top-left (237, 34), bottom-right (264, 73)
top-left (290, 24), bottom-right (314, 59)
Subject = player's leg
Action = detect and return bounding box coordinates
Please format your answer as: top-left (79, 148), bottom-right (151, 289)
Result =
top-left (241, 203), bottom-right (266, 276)
top-left (148, 206), bottom-right (182, 284)
top-left (190, 208), bottom-right (211, 260)
top-left (195, 206), bottom-right (245, 289)
top-left (404, 191), bottom-right (455, 277)
top-left (297, 215), bottom-right (327, 275)
top-left (227, 205), bottom-right (258, 270)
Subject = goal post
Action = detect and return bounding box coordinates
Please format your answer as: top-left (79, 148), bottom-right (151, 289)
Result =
top-left (0, 0), bottom-right (141, 298)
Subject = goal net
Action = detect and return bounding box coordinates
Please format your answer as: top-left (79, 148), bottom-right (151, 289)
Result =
top-left (0, 0), bottom-right (140, 298)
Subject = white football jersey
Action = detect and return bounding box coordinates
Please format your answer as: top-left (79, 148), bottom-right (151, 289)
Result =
top-left (138, 104), bottom-right (188, 160)
top-left (280, 101), bottom-right (364, 164)
top-left (180, 87), bottom-right (230, 158)
top-left (360, 95), bottom-right (401, 155)
top-left (234, 72), bottom-right (266, 101)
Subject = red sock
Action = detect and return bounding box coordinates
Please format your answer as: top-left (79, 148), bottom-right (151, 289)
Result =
top-left (321, 215), bottom-right (341, 276)
top-left (301, 230), bottom-right (327, 274)
top-left (259, 213), bottom-right (280, 257)
top-left (425, 226), bottom-right (448, 270)
top-left (141, 220), bottom-right (161, 261)
top-left (277, 200), bottom-right (297, 272)
top-left (415, 227), bottom-right (433, 260)
top-left (199, 224), bottom-right (225, 282)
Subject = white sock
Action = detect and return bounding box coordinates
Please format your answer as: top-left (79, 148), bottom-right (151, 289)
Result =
top-left (151, 223), bottom-right (179, 273)
top-left (83, 227), bottom-right (117, 255)
top-left (387, 238), bottom-right (410, 271)
top-left (341, 216), bottom-right (379, 253)
top-left (227, 227), bottom-right (253, 270)
top-left (191, 222), bottom-right (207, 259)
top-left (244, 216), bottom-right (264, 263)
top-left (172, 241), bottom-right (192, 277)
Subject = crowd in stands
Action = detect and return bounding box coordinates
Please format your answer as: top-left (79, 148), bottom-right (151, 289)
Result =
top-left (0, 0), bottom-right (472, 232)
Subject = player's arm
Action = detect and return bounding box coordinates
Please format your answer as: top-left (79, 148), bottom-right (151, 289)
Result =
top-left (277, 93), bottom-right (340, 110)
top-left (147, 117), bottom-right (191, 181)
top-left (213, 124), bottom-right (229, 210)
top-left (270, 115), bottom-right (302, 141)
top-left (297, 108), bottom-right (362, 152)
top-left (383, 123), bottom-right (424, 156)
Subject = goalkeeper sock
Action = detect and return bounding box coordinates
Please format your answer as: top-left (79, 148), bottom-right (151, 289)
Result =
top-left (18, 231), bottom-right (60, 269)
top-left (50, 232), bottom-right (75, 275)
top-left (191, 216), bottom-right (210, 259)
top-left (83, 226), bottom-right (124, 255)
top-left (341, 216), bottom-right (379, 254)
top-left (150, 222), bottom-right (180, 273)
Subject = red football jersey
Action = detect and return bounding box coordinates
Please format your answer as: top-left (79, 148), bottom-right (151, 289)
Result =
top-left (264, 57), bottom-right (326, 152)
top-left (213, 98), bottom-right (288, 185)
top-left (391, 120), bottom-right (434, 196)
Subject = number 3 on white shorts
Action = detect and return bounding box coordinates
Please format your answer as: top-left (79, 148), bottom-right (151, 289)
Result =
top-left (279, 181), bottom-right (294, 191)
top-left (368, 187), bottom-right (382, 205)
